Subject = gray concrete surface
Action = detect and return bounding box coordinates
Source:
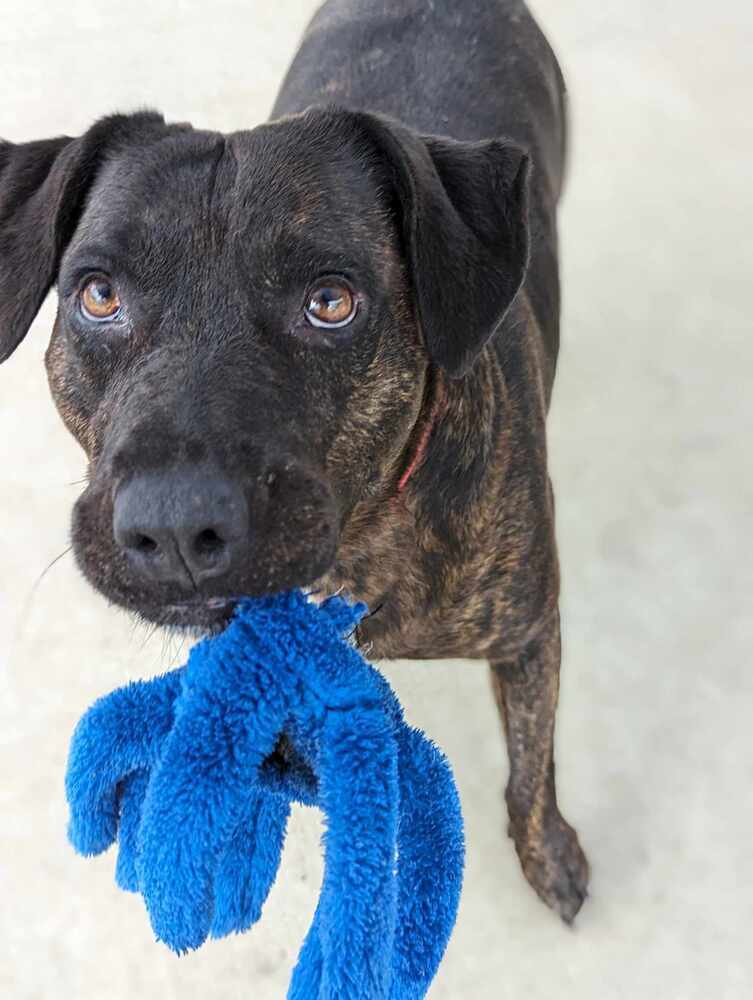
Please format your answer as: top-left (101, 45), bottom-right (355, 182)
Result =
top-left (1, 2), bottom-right (751, 997)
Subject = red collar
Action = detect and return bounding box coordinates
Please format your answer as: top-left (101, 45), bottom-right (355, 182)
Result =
top-left (396, 376), bottom-right (442, 493)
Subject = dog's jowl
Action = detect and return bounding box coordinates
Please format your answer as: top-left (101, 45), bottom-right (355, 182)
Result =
top-left (0, 0), bottom-right (588, 921)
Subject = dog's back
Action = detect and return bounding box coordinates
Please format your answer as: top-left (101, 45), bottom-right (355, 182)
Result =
top-left (273, 0), bottom-right (566, 375)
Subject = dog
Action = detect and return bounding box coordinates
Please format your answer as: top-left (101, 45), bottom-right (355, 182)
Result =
top-left (0, 0), bottom-right (588, 922)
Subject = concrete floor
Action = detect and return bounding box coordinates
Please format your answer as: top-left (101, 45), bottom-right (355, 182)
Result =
top-left (1, 1), bottom-right (751, 997)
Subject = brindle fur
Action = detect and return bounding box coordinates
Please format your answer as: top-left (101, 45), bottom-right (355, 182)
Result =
top-left (0, 0), bottom-right (588, 923)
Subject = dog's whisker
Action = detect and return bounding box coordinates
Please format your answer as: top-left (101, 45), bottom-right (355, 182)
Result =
top-left (34, 545), bottom-right (73, 588)
top-left (120, 610), bottom-right (158, 669)
top-left (137, 619), bottom-right (162, 652)
top-left (362, 602), bottom-right (384, 621)
top-left (10, 545), bottom-right (73, 650)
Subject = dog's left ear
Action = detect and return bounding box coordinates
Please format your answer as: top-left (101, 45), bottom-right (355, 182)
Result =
top-left (346, 110), bottom-right (531, 378)
top-left (0, 111), bottom-right (184, 364)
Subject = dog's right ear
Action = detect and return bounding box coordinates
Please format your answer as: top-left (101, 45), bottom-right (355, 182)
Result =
top-left (337, 109), bottom-right (531, 379)
top-left (0, 111), bottom-right (185, 364)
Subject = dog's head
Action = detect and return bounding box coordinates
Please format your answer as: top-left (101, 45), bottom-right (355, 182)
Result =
top-left (0, 108), bottom-right (529, 629)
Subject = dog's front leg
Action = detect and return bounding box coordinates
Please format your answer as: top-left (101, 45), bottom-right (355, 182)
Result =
top-left (490, 608), bottom-right (589, 923)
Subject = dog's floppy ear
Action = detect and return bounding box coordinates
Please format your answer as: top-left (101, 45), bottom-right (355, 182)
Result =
top-left (0, 111), bottom-right (182, 364)
top-left (349, 110), bottom-right (531, 378)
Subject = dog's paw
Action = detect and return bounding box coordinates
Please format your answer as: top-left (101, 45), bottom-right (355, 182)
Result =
top-left (510, 811), bottom-right (589, 924)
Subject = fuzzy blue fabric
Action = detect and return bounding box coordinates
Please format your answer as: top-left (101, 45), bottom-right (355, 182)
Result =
top-left (65, 591), bottom-right (464, 999)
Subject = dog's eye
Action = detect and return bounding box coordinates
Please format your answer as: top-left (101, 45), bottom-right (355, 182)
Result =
top-left (304, 281), bottom-right (356, 328)
top-left (79, 276), bottom-right (121, 322)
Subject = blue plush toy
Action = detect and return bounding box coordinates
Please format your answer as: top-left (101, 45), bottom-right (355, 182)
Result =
top-left (65, 590), bottom-right (464, 999)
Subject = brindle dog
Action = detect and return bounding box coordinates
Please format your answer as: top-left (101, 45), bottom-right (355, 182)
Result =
top-left (0, 0), bottom-right (588, 921)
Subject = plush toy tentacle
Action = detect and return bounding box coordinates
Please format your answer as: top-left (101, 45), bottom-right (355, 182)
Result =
top-left (66, 668), bottom-right (183, 857)
top-left (287, 721), bottom-right (463, 1000)
top-left (114, 769), bottom-right (151, 891)
top-left (210, 791), bottom-right (291, 938)
top-left (137, 640), bottom-right (298, 953)
top-left (390, 726), bottom-right (464, 1000)
top-left (287, 901), bottom-right (324, 1000)
top-left (291, 706), bottom-right (399, 1000)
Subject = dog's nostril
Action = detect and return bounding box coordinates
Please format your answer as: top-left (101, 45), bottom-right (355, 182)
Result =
top-left (194, 528), bottom-right (225, 556)
top-left (112, 468), bottom-right (248, 587)
top-left (135, 534), bottom-right (159, 555)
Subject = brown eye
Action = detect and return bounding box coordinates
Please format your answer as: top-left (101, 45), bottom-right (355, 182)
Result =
top-left (80, 275), bottom-right (121, 321)
top-left (304, 281), bottom-right (356, 328)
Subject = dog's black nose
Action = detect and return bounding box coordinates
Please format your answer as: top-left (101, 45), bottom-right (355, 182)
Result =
top-left (113, 467), bottom-right (248, 589)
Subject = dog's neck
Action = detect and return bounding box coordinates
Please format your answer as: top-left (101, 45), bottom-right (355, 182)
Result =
top-left (319, 340), bottom-right (513, 660)
top-left (320, 294), bottom-right (555, 661)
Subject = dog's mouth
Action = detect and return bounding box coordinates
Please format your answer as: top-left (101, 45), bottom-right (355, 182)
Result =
top-left (153, 596), bottom-right (242, 633)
